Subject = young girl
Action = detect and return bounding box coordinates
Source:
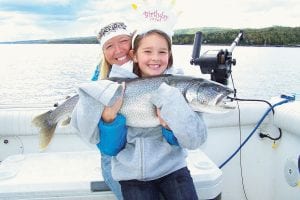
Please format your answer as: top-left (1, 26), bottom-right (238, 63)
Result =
top-left (131, 29), bottom-right (173, 77)
top-left (100, 29), bottom-right (207, 200)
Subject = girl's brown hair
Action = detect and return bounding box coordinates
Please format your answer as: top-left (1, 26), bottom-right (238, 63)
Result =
top-left (132, 29), bottom-right (173, 77)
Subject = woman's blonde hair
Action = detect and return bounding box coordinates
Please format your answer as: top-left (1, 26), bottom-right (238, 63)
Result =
top-left (99, 52), bottom-right (111, 79)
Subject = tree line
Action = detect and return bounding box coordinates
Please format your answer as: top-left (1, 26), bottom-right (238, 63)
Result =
top-left (172, 26), bottom-right (300, 46)
top-left (47, 26), bottom-right (299, 46)
top-left (3, 26), bottom-right (299, 46)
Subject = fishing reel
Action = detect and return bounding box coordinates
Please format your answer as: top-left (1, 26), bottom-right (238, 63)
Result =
top-left (190, 30), bottom-right (244, 85)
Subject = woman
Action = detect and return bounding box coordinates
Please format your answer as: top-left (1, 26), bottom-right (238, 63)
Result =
top-left (94, 21), bottom-right (133, 80)
top-left (92, 21), bottom-right (133, 200)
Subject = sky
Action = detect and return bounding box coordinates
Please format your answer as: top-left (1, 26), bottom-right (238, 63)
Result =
top-left (0, 0), bottom-right (299, 42)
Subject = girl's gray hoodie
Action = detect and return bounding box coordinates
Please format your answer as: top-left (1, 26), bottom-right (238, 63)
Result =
top-left (71, 66), bottom-right (207, 181)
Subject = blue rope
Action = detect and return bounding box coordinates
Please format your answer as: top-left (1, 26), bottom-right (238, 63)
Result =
top-left (219, 95), bottom-right (295, 169)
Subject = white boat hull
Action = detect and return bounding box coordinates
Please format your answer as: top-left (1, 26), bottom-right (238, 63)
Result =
top-left (0, 97), bottom-right (299, 199)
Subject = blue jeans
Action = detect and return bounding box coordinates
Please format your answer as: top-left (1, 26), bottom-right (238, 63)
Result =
top-left (101, 153), bottom-right (123, 200)
top-left (119, 167), bottom-right (198, 200)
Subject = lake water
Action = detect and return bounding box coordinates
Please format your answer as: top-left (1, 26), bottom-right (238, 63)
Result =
top-left (0, 44), bottom-right (299, 105)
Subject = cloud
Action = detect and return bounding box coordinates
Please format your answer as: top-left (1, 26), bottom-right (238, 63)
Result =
top-left (0, 0), bottom-right (86, 25)
top-left (0, 10), bottom-right (55, 41)
top-left (174, 0), bottom-right (300, 29)
top-left (0, 0), bottom-right (299, 42)
top-left (0, 0), bottom-right (74, 8)
top-left (0, 0), bottom-right (88, 41)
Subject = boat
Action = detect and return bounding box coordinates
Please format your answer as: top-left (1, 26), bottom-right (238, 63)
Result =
top-left (1, 31), bottom-right (299, 199)
top-left (0, 95), bottom-right (299, 199)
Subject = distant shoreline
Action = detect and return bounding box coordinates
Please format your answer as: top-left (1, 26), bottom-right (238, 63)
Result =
top-left (1, 26), bottom-right (299, 47)
top-left (1, 43), bottom-right (299, 48)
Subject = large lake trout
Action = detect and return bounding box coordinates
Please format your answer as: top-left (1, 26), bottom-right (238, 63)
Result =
top-left (33, 75), bottom-right (235, 150)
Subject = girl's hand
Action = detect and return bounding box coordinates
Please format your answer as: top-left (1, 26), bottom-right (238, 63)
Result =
top-left (101, 82), bottom-right (125, 123)
top-left (156, 108), bottom-right (170, 130)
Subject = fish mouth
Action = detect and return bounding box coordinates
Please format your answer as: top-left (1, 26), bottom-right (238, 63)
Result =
top-left (215, 93), bottom-right (236, 109)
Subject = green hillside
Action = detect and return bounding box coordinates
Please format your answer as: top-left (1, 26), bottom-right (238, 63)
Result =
top-left (2, 26), bottom-right (299, 47)
top-left (172, 26), bottom-right (300, 46)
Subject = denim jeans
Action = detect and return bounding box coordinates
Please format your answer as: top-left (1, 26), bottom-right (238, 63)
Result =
top-left (101, 153), bottom-right (123, 200)
top-left (119, 167), bottom-right (198, 200)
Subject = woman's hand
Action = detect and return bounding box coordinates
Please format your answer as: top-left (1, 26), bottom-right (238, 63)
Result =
top-left (101, 82), bottom-right (125, 123)
top-left (156, 108), bottom-right (170, 130)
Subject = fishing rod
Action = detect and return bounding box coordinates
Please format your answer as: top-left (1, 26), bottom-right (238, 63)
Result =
top-left (190, 30), bottom-right (244, 85)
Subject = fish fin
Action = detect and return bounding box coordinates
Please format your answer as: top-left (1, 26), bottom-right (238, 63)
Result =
top-left (61, 116), bottom-right (71, 126)
top-left (32, 111), bottom-right (58, 151)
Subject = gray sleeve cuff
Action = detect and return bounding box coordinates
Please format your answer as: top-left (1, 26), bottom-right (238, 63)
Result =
top-left (150, 82), bottom-right (207, 149)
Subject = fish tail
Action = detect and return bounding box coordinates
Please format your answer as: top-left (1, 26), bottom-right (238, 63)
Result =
top-left (39, 124), bottom-right (58, 151)
top-left (32, 111), bottom-right (58, 151)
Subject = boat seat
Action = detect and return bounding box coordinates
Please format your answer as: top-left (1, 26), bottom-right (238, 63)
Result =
top-left (274, 100), bottom-right (300, 137)
top-left (0, 107), bottom-right (76, 137)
